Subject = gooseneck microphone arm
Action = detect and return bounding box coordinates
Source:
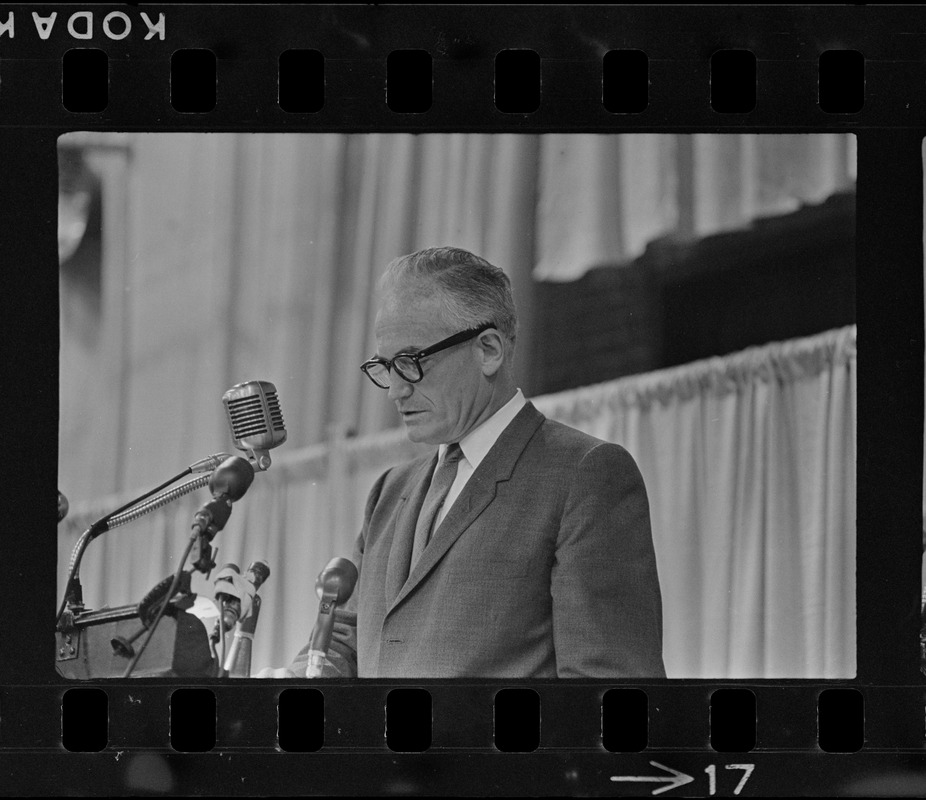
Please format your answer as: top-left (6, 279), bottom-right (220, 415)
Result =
top-left (57, 467), bottom-right (195, 631)
top-left (56, 453), bottom-right (234, 632)
top-left (106, 454), bottom-right (235, 529)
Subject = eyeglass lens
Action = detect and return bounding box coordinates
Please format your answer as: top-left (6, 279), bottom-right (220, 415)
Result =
top-left (365, 355), bottom-right (422, 387)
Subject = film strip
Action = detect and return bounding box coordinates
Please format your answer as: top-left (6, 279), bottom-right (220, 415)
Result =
top-left (1, 4), bottom-right (924, 796)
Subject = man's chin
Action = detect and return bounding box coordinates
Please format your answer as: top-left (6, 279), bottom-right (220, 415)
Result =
top-left (402, 416), bottom-right (441, 445)
top-left (404, 428), bottom-right (435, 445)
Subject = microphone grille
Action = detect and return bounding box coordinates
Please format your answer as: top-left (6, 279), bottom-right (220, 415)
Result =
top-left (223, 381), bottom-right (287, 451)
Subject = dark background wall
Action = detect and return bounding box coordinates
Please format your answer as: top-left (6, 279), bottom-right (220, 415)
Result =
top-left (534, 190), bottom-right (855, 394)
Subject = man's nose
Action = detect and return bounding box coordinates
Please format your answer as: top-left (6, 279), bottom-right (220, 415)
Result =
top-left (388, 376), bottom-right (413, 401)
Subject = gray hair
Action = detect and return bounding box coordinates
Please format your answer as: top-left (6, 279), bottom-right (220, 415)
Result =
top-left (379, 247), bottom-right (518, 343)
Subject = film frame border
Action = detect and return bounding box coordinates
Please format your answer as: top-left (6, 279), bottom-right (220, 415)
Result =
top-left (0, 3), bottom-right (923, 796)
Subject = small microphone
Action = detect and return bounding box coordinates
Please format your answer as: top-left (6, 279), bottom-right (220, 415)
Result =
top-left (315, 558), bottom-right (358, 606)
top-left (191, 499), bottom-right (232, 542)
top-left (213, 559), bottom-right (269, 634)
top-left (58, 490), bottom-right (69, 523)
top-left (224, 559), bottom-right (271, 677)
top-left (189, 457), bottom-right (256, 575)
top-left (245, 560), bottom-right (271, 593)
top-left (190, 457), bottom-right (254, 538)
top-left (208, 456), bottom-right (255, 502)
top-left (305, 558), bottom-right (358, 678)
top-left (222, 381), bottom-right (287, 471)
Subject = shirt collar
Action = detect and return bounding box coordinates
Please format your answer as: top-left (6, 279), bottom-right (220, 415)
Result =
top-left (439, 389), bottom-right (527, 469)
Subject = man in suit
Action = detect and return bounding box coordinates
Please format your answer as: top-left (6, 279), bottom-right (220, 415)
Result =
top-left (273, 246), bottom-right (665, 678)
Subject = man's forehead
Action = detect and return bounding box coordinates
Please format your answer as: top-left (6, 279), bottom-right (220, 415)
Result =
top-left (374, 322), bottom-right (444, 356)
top-left (378, 283), bottom-right (437, 314)
top-left (374, 292), bottom-right (445, 338)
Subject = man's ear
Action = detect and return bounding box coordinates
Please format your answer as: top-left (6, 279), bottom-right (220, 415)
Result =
top-left (475, 329), bottom-right (506, 376)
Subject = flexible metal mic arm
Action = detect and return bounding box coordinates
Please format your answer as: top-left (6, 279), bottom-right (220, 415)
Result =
top-left (56, 453), bottom-right (233, 632)
top-left (107, 472), bottom-right (212, 529)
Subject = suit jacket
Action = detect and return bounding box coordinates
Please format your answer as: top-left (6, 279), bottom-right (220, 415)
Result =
top-left (288, 402), bottom-right (666, 678)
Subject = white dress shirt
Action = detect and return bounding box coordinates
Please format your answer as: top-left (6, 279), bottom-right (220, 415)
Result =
top-left (432, 389), bottom-right (527, 529)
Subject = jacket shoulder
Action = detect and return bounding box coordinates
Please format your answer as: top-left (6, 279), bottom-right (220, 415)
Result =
top-left (535, 417), bottom-right (611, 454)
top-left (528, 416), bottom-right (641, 472)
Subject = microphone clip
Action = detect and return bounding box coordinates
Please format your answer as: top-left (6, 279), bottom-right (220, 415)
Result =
top-left (191, 537), bottom-right (217, 576)
top-left (247, 448), bottom-right (273, 472)
top-left (188, 497), bottom-right (231, 575)
top-left (317, 589), bottom-right (339, 617)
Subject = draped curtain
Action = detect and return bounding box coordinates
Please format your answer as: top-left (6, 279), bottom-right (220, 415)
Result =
top-left (59, 326), bottom-right (856, 679)
top-left (534, 133), bottom-right (855, 280)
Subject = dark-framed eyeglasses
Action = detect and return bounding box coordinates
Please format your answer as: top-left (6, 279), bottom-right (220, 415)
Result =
top-left (360, 322), bottom-right (495, 389)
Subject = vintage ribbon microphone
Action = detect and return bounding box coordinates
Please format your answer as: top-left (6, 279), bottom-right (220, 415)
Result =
top-left (222, 380), bottom-right (288, 471)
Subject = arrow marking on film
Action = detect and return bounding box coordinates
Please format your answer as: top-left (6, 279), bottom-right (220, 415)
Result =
top-left (609, 761), bottom-right (695, 795)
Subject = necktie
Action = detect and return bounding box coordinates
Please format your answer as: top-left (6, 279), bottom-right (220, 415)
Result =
top-left (410, 443), bottom-right (464, 569)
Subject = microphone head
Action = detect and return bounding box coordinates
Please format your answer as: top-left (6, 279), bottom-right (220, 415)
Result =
top-left (316, 557), bottom-right (359, 605)
top-left (58, 490), bottom-right (69, 523)
top-left (208, 456), bottom-right (255, 502)
top-left (222, 381), bottom-right (287, 469)
top-left (246, 560), bottom-right (271, 591)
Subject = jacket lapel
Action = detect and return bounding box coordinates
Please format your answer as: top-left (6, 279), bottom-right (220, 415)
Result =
top-left (387, 403), bottom-right (545, 613)
top-left (384, 454), bottom-right (437, 604)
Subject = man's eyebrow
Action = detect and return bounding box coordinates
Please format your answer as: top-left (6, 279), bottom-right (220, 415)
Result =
top-left (373, 344), bottom-right (422, 358)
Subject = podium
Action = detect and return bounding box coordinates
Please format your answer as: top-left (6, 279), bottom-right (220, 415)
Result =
top-left (56, 605), bottom-right (215, 679)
